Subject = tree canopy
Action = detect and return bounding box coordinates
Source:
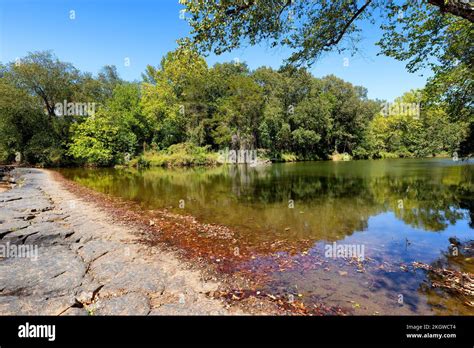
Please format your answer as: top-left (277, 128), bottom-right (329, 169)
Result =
top-left (0, 49), bottom-right (468, 166)
top-left (180, 0), bottom-right (473, 156)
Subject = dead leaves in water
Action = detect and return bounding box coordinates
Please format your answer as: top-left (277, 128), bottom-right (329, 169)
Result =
top-left (209, 289), bottom-right (345, 315)
top-left (413, 261), bottom-right (474, 298)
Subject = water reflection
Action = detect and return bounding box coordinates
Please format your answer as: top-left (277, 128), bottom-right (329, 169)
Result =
top-left (58, 158), bottom-right (474, 314)
top-left (59, 159), bottom-right (473, 242)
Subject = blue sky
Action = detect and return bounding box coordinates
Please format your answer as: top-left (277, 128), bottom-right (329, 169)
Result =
top-left (0, 0), bottom-right (432, 101)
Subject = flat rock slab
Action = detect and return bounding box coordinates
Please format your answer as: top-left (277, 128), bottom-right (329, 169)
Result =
top-left (0, 245), bottom-right (85, 297)
top-left (0, 295), bottom-right (75, 315)
top-left (0, 168), bottom-right (229, 315)
top-left (0, 208), bottom-right (29, 221)
top-left (77, 239), bottom-right (119, 264)
top-left (95, 292), bottom-right (150, 315)
top-left (0, 220), bottom-right (29, 238)
top-left (149, 302), bottom-right (225, 316)
top-left (2, 195), bottom-right (53, 213)
top-left (61, 307), bottom-right (89, 316)
top-left (90, 249), bottom-right (167, 295)
top-left (3, 221), bottom-right (75, 247)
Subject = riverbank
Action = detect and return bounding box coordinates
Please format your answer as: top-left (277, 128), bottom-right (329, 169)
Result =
top-left (0, 168), bottom-right (253, 315)
top-left (49, 168), bottom-right (326, 315)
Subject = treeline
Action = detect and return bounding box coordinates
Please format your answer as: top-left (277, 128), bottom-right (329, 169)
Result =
top-left (0, 49), bottom-right (469, 166)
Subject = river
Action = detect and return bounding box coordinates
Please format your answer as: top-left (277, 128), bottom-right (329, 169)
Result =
top-left (58, 158), bottom-right (474, 315)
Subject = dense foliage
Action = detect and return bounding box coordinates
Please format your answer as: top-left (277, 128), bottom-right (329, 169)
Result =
top-left (181, 0), bottom-right (473, 157)
top-left (0, 49), bottom-right (469, 167)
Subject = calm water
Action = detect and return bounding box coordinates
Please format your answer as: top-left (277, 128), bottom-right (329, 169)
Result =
top-left (58, 158), bottom-right (474, 315)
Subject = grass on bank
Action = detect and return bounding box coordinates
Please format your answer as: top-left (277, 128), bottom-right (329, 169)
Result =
top-left (128, 143), bottom-right (219, 168)
top-left (121, 144), bottom-right (457, 169)
top-left (281, 152), bottom-right (298, 162)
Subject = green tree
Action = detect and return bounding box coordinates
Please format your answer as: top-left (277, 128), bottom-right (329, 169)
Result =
top-left (140, 47), bottom-right (208, 148)
top-left (181, 0), bottom-right (472, 67)
top-left (0, 79), bottom-right (52, 163)
top-left (69, 84), bottom-right (143, 166)
top-left (4, 51), bottom-right (80, 118)
top-left (211, 74), bottom-right (264, 149)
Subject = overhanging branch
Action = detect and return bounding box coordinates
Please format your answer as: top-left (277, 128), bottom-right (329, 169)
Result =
top-left (324, 0), bottom-right (373, 48)
top-left (428, 0), bottom-right (474, 22)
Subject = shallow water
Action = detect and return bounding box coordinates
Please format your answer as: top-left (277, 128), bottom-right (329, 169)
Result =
top-left (58, 158), bottom-right (474, 315)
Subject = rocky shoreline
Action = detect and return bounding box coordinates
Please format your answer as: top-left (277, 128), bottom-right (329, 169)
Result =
top-left (0, 168), bottom-right (241, 315)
